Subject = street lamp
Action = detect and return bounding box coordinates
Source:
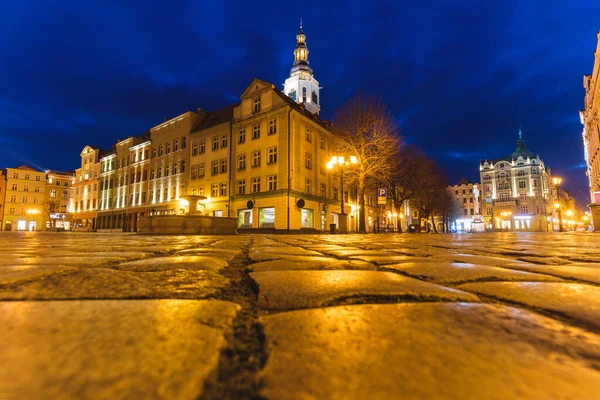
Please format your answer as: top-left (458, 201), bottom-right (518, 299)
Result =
top-left (552, 177), bottom-right (563, 232)
top-left (327, 155), bottom-right (358, 233)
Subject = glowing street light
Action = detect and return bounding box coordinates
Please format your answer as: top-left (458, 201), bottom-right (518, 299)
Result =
top-left (552, 177), bottom-right (563, 232)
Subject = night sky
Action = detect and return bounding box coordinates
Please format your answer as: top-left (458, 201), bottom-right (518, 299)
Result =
top-left (1, 1), bottom-right (599, 204)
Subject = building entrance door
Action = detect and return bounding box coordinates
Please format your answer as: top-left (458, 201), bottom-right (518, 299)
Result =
top-left (29, 221), bottom-right (36, 231)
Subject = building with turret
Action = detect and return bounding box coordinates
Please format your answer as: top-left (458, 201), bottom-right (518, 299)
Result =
top-left (479, 129), bottom-right (552, 231)
top-left (581, 31), bottom-right (600, 231)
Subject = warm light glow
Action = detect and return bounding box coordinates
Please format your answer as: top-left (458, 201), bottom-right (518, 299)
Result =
top-left (350, 155), bottom-right (358, 164)
top-left (565, 210), bottom-right (574, 217)
top-left (552, 177), bottom-right (562, 185)
top-left (554, 203), bottom-right (560, 209)
top-left (583, 216), bottom-right (590, 221)
top-left (387, 211), bottom-right (392, 218)
top-left (330, 156), bottom-right (338, 164)
top-left (338, 156), bottom-right (345, 165)
top-left (393, 213), bottom-right (398, 218)
top-left (27, 209), bottom-right (39, 215)
top-left (179, 199), bottom-right (189, 207)
top-left (399, 213), bottom-right (404, 218)
top-left (326, 161), bottom-right (333, 170)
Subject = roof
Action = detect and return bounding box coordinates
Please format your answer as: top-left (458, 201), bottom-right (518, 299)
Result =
top-left (272, 86), bottom-right (332, 131)
top-left (481, 130), bottom-right (538, 165)
top-left (14, 165), bottom-right (43, 172)
top-left (192, 104), bottom-right (237, 132)
top-left (456, 178), bottom-right (474, 186)
top-left (47, 169), bottom-right (76, 177)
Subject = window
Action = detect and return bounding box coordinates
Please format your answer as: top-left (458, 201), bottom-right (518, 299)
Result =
top-left (520, 193), bottom-right (527, 201)
top-left (50, 190), bottom-right (56, 198)
top-left (252, 151), bottom-right (261, 167)
top-left (153, 147), bottom-right (157, 158)
top-left (180, 160), bottom-right (186, 173)
top-left (9, 208), bottom-right (14, 215)
top-left (199, 140), bottom-right (206, 154)
top-left (191, 165), bottom-right (198, 179)
top-left (238, 209), bottom-right (252, 228)
top-left (143, 170), bottom-right (148, 181)
top-left (252, 177), bottom-right (261, 193)
top-left (463, 198), bottom-right (467, 203)
top-left (11, 184), bottom-right (17, 190)
top-left (13, 173), bottom-right (18, 179)
top-left (144, 149), bottom-right (149, 160)
top-left (212, 136), bottom-right (219, 150)
top-left (199, 186), bottom-right (205, 196)
top-left (302, 209), bottom-right (314, 228)
top-left (520, 205), bottom-right (529, 213)
top-left (319, 136), bottom-right (325, 149)
top-left (305, 128), bottom-right (311, 142)
top-left (192, 142), bottom-right (198, 156)
top-left (306, 179), bottom-right (312, 194)
top-left (312, 91), bottom-right (318, 104)
top-left (10, 195), bottom-right (16, 202)
top-left (165, 165), bottom-right (170, 177)
top-left (268, 175), bottom-right (277, 191)
top-left (56, 180), bottom-right (61, 186)
top-left (35, 175), bottom-right (40, 181)
top-left (239, 129), bottom-right (246, 144)
top-left (151, 168), bottom-right (156, 180)
top-left (305, 153), bottom-right (312, 169)
top-left (212, 160), bottom-right (219, 175)
top-left (238, 154), bottom-right (246, 170)
top-left (166, 142), bottom-right (171, 154)
top-left (62, 190), bottom-right (68, 200)
top-left (302, 87), bottom-right (307, 102)
top-left (159, 145), bottom-right (164, 156)
top-left (259, 207), bottom-right (275, 227)
top-left (211, 183), bottom-right (219, 197)
top-left (253, 97), bottom-right (261, 113)
top-left (517, 170), bottom-right (525, 176)
top-left (198, 163), bottom-right (205, 177)
top-left (518, 180), bottom-right (526, 189)
top-left (174, 139), bottom-right (179, 152)
top-left (182, 137), bottom-right (187, 149)
top-left (220, 183), bottom-right (227, 196)
top-left (483, 175), bottom-right (491, 181)
top-left (22, 196), bottom-right (27, 203)
top-left (252, 124), bottom-right (260, 140)
top-left (320, 183), bottom-right (326, 197)
top-left (221, 134), bottom-right (228, 148)
top-left (25, 173), bottom-right (30, 180)
top-left (268, 119), bottom-right (277, 135)
top-left (34, 186), bottom-right (39, 192)
top-left (333, 187), bottom-right (338, 200)
top-left (288, 89), bottom-right (296, 101)
top-left (238, 179), bottom-right (246, 194)
top-left (268, 147), bottom-right (277, 164)
top-left (220, 159), bottom-right (227, 174)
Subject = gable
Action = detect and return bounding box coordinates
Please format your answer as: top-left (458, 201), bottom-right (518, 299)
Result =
top-left (240, 78), bottom-right (274, 100)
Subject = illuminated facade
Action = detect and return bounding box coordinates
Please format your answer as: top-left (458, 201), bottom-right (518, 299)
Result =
top-left (1, 166), bottom-right (46, 231)
top-left (73, 146), bottom-right (101, 230)
top-left (479, 130), bottom-right (552, 231)
top-left (0, 170), bottom-right (5, 230)
top-left (581, 31), bottom-right (600, 231)
top-left (449, 179), bottom-right (480, 232)
top-left (44, 170), bottom-right (75, 230)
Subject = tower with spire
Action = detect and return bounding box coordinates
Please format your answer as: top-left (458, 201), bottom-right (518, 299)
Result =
top-left (283, 19), bottom-right (321, 115)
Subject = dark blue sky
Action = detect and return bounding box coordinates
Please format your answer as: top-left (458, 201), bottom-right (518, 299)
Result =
top-left (1, 1), bottom-right (598, 204)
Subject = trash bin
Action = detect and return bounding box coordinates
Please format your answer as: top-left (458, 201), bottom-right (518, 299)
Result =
top-left (329, 223), bottom-right (337, 234)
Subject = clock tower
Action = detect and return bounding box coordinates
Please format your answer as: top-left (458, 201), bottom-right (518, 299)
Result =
top-left (283, 20), bottom-right (321, 115)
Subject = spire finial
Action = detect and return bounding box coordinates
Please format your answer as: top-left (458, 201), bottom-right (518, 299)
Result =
top-left (518, 126), bottom-right (523, 139)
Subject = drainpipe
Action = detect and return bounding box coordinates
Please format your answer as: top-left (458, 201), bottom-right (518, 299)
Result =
top-left (287, 108), bottom-right (291, 234)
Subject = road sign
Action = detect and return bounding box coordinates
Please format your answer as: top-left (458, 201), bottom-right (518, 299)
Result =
top-left (378, 188), bottom-right (387, 197)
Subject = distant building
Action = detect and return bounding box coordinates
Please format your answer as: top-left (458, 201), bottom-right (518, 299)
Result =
top-left (1, 165), bottom-right (46, 231)
top-left (0, 170), bottom-right (5, 230)
top-left (581, 30), bottom-right (600, 231)
top-left (479, 130), bottom-right (552, 231)
top-left (448, 178), bottom-right (480, 232)
top-left (73, 146), bottom-right (102, 231)
top-left (44, 170), bottom-right (75, 230)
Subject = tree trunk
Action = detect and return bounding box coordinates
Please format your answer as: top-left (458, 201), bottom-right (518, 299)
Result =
top-left (358, 185), bottom-right (367, 234)
top-left (431, 214), bottom-right (438, 233)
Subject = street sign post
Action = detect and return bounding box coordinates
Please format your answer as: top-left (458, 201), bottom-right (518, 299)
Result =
top-left (377, 188), bottom-right (387, 205)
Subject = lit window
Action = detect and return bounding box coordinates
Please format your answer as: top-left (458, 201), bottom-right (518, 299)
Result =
top-left (212, 136), bottom-right (219, 150)
top-left (268, 147), bottom-right (277, 164)
top-left (252, 151), bottom-right (261, 167)
top-left (239, 129), bottom-right (246, 144)
top-left (212, 161), bottom-right (219, 175)
top-left (221, 134), bottom-right (228, 148)
top-left (252, 124), bottom-right (260, 140)
top-left (252, 177), bottom-right (261, 193)
top-left (238, 179), bottom-right (246, 194)
top-left (268, 175), bottom-right (277, 191)
top-left (305, 153), bottom-right (312, 169)
top-left (253, 97), bottom-right (261, 113)
top-left (238, 154), bottom-right (246, 170)
top-left (268, 119), bottom-right (277, 135)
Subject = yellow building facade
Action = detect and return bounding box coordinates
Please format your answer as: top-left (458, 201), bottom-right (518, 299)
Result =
top-left (73, 146), bottom-right (101, 231)
top-left (582, 31), bottom-right (600, 231)
top-left (44, 170), bottom-right (75, 230)
top-left (2, 166), bottom-right (46, 231)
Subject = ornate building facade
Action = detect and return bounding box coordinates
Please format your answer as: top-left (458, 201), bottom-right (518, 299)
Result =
top-left (1, 166), bottom-right (47, 231)
top-left (581, 31), bottom-right (600, 231)
top-left (479, 130), bottom-right (552, 231)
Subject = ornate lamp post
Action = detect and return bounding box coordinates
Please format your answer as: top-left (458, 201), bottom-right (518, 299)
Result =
top-left (327, 155), bottom-right (357, 233)
top-left (553, 177), bottom-right (563, 232)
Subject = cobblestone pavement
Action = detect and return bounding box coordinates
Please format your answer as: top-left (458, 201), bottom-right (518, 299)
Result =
top-left (1, 231), bottom-right (600, 399)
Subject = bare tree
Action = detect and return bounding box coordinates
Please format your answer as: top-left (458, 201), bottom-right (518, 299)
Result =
top-left (333, 94), bottom-right (402, 233)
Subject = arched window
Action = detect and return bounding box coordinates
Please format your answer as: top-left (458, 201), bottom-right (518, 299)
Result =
top-left (302, 87), bottom-right (307, 103)
top-left (312, 91), bottom-right (318, 104)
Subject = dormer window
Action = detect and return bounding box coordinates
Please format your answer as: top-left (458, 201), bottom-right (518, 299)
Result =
top-left (253, 97), bottom-right (261, 113)
top-left (288, 90), bottom-right (296, 101)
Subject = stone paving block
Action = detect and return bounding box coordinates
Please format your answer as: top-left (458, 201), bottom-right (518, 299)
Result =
top-left (439, 253), bottom-right (529, 267)
top-left (113, 255), bottom-right (229, 272)
top-left (249, 256), bottom-right (375, 272)
top-left (0, 265), bottom-right (78, 285)
top-left (249, 247), bottom-right (324, 262)
top-left (0, 256), bottom-right (131, 267)
top-left (259, 303), bottom-right (600, 400)
top-left (176, 248), bottom-right (241, 261)
top-left (517, 256), bottom-right (573, 265)
top-left (384, 262), bottom-right (563, 284)
top-left (458, 282), bottom-right (600, 331)
top-left (0, 299), bottom-right (239, 400)
top-left (318, 249), bottom-right (395, 257)
top-left (0, 268), bottom-right (229, 300)
top-left (250, 270), bottom-right (478, 310)
top-left (348, 255), bottom-right (435, 265)
top-left (503, 262), bottom-right (600, 284)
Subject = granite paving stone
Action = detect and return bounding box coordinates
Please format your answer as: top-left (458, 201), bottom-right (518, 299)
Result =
top-left (384, 261), bottom-right (564, 283)
top-left (0, 268), bottom-right (229, 300)
top-left (500, 263), bottom-right (600, 284)
top-left (113, 255), bottom-right (229, 272)
top-left (0, 300), bottom-right (239, 400)
top-left (348, 255), bottom-right (436, 265)
top-left (458, 281), bottom-right (600, 331)
top-left (438, 253), bottom-right (530, 267)
top-left (259, 303), bottom-right (600, 400)
top-left (0, 265), bottom-right (79, 285)
top-left (250, 270), bottom-right (478, 310)
top-left (249, 256), bottom-right (376, 272)
top-left (249, 247), bottom-right (324, 262)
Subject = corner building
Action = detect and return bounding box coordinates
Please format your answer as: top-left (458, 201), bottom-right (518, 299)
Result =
top-left (479, 130), bottom-right (552, 231)
top-left (581, 31), bottom-right (600, 231)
